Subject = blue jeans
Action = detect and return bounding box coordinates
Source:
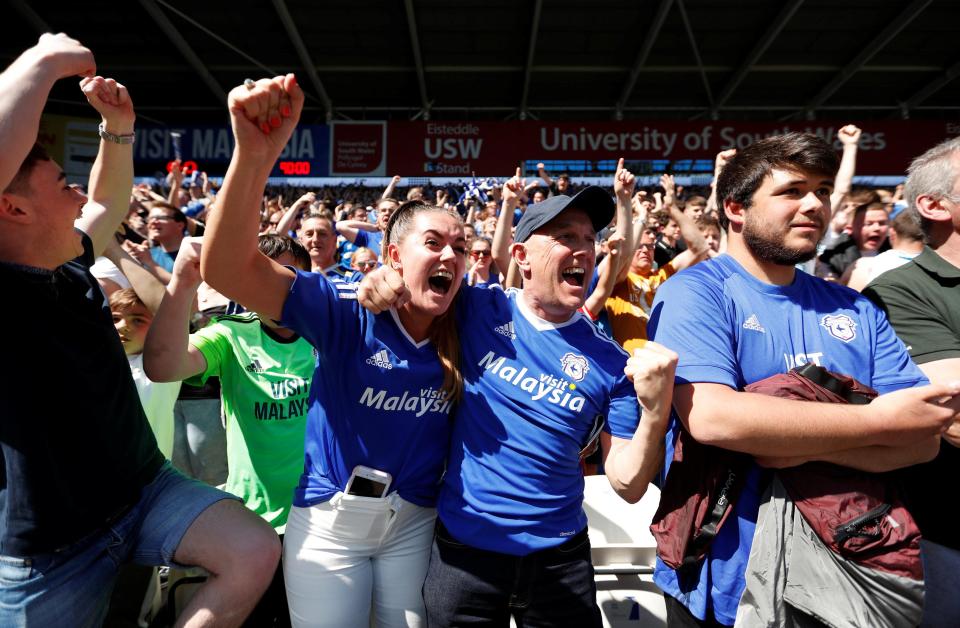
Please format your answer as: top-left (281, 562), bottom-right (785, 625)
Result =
top-left (0, 462), bottom-right (234, 628)
top-left (422, 522), bottom-right (601, 628)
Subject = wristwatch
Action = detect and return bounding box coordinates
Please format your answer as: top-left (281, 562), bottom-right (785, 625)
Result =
top-left (98, 123), bottom-right (135, 145)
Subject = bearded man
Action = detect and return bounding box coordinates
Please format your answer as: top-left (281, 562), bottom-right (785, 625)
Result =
top-left (646, 133), bottom-right (960, 627)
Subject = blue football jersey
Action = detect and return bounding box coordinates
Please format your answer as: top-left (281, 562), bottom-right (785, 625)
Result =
top-left (439, 286), bottom-right (638, 555)
top-left (322, 264), bottom-right (360, 284)
top-left (354, 230), bottom-right (384, 257)
top-left (281, 270), bottom-right (452, 508)
top-left (648, 254), bottom-right (926, 625)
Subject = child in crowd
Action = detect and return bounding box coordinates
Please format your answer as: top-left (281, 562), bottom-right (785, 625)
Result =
top-left (110, 288), bottom-right (180, 458)
top-left (144, 234), bottom-right (315, 627)
top-left (108, 287), bottom-right (182, 626)
top-left (697, 213), bottom-right (723, 255)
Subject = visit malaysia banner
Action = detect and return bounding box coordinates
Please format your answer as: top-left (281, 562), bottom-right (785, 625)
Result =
top-left (386, 120), bottom-right (959, 176)
top-left (131, 124), bottom-right (329, 178)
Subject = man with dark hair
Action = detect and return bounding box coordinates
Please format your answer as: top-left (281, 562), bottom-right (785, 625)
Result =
top-left (146, 201), bottom-right (189, 273)
top-left (536, 162), bottom-right (571, 198)
top-left (551, 172), bottom-right (571, 196)
top-left (653, 215), bottom-right (687, 267)
top-left (648, 132), bottom-right (960, 626)
top-left (0, 34), bottom-right (279, 626)
top-left (862, 135), bottom-right (960, 624)
top-left (4, 143), bottom-right (51, 192)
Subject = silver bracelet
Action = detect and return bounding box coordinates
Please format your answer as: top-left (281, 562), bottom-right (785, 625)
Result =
top-left (98, 123), bottom-right (135, 145)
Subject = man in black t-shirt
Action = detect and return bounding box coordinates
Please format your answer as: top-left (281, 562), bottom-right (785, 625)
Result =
top-left (0, 35), bottom-right (278, 626)
top-left (863, 136), bottom-right (960, 625)
top-left (536, 162), bottom-right (571, 198)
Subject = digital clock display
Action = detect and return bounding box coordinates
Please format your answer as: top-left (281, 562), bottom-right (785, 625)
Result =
top-left (278, 161), bottom-right (311, 175)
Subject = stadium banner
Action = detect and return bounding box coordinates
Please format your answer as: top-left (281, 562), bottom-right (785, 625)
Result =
top-left (329, 121), bottom-right (387, 176)
top-left (130, 124), bottom-right (329, 178)
top-left (386, 120), bottom-right (959, 176)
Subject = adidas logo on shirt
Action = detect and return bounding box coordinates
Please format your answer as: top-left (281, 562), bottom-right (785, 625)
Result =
top-left (245, 359), bottom-right (265, 373)
top-left (494, 321), bottom-right (516, 339)
top-left (366, 349), bottom-right (393, 369)
top-left (742, 314), bottom-right (765, 333)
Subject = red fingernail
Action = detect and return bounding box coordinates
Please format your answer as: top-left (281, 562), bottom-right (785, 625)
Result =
top-left (270, 115), bottom-right (281, 128)
top-left (260, 122), bottom-right (271, 134)
top-left (280, 104), bottom-right (291, 117)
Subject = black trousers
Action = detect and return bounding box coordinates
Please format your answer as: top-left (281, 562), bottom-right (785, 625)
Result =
top-left (423, 522), bottom-right (601, 628)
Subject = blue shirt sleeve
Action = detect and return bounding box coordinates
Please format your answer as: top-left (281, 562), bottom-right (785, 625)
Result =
top-left (586, 266), bottom-right (600, 297)
top-left (281, 269), bottom-right (358, 356)
top-left (605, 374), bottom-right (640, 439)
top-left (368, 231), bottom-right (383, 255)
top-left (648, 273), bottom-right (739, 388)
top-left (150, 247), bottom-right (175, 273)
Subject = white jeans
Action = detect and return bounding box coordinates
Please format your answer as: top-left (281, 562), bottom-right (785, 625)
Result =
top-left (283, 493), bottom-right (436, 628)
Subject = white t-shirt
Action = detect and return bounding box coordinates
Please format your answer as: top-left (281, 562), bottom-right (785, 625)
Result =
top-left (90, 256), bottom-right (131, 290)
top-left (866, 248), bottom-right (920, 284)
top-left (127, 353), bottom-right (180, 459)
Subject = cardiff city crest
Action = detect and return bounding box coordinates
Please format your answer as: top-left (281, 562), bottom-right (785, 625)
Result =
top-left (820, 314), bottom-right (857, 343)
top-left (560, 352), bottom-right (590, 382)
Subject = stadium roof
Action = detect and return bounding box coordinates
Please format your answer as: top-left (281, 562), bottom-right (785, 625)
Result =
top-left (4, 0), bottom-right (960, 125)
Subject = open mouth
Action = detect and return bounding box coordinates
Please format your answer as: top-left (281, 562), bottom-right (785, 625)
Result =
top-left (428, 269), bottom-right (454, 294)
top-left (561, 266), bottom-right (585, 287)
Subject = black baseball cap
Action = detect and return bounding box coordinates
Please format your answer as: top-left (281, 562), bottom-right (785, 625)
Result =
top-left (514, 186), bottom-right (615, 243)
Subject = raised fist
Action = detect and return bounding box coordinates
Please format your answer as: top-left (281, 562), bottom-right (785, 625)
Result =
top-left (837, 124), bottom-right (862, 147)
top-left (80, 76), bottom-right (134, 130)
top-left (227, 75), bottom-right (304, 160)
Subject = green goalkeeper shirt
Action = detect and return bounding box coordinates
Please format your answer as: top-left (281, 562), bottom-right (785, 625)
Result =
top-left (188, 312), bottom-right (314, 530)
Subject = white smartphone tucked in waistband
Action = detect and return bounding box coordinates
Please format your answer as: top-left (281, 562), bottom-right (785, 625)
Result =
top-left (345, 465), bottom-right (392, 498)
